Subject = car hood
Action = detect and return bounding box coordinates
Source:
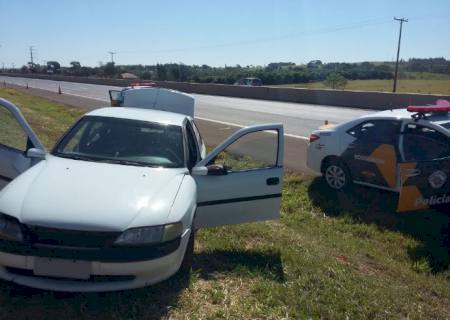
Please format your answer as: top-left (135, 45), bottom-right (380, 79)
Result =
top-left (0, 155), bottom-right (187, 231)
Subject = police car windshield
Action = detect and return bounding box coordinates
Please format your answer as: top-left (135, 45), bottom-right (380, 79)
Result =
top-left (53, 116), bottom-right (184, 168)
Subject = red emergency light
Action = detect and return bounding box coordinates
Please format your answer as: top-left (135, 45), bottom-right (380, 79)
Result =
top-left (407, 100), bottom-right (450, 113)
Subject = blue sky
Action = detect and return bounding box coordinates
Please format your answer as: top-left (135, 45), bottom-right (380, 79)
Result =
top-left (0, 0), bottom-right (449, 67)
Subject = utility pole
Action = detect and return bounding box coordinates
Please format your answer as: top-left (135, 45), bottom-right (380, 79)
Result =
top-left (108, 51), bottom-right (116, 64)
top-left (0, 45), bottom-right (3, 72)
top-left (29, 45), bottom-right (36, 67)
top-left (392, 17), bottom-right (408, 93)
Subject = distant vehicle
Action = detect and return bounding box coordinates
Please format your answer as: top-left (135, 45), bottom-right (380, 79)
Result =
top-left (0, 86), bottom-right (284, 291)
top-left (307, 100), bottom-right (450, 212)
top-left (234, 77), bottom-right (263, 86)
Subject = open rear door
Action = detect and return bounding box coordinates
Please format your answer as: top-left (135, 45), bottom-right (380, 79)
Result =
top-left (398, 158), bottom-right (450, 212)
top-left (0, 98), bottom-right (44, 190)
top-left (119, 88), bottom-right (195, 116)
top-left (192, 124), bottom-right (284, 228)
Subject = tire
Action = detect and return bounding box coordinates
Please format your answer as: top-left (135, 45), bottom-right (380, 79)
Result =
top-left (179, 228), bottom-right (195, 275)
top-left (323, 159), bottom-right (352, 191)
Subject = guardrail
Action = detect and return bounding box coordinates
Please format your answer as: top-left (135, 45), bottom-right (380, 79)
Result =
top-left (1, 73), bottom-right (449, 110)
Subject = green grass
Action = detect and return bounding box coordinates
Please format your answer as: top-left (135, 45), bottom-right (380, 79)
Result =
top-left (272, 76), bottom-right (450, 95)
top-left (0, 88), bottom-right (449, 319)
top-left (0, 88), bottom-right (86, 150)
top-left (0, 107), bottom-right (29, 150)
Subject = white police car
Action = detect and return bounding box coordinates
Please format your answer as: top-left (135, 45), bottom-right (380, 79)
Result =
top-left (307, 100), bottom-right (450, 212)
top-left (0, 87), bottom-right (284, 291)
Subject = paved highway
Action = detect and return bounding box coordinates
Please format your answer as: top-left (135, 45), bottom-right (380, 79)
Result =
top-left (0, 76), bottom-right (373, 139)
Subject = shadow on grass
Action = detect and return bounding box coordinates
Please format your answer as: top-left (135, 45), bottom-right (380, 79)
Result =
top-left (0, 270), bottom-right (189, 320)
top-left (0, 250), bottom-right (283, 320)
top-left (307, 177), bottom-right (450, 272)
top-left (193, 249), bottom-right (284, 282)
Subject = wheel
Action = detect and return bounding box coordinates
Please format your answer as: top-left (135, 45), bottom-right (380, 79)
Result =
top-left (323, 159), bottom-right (351, 190)
top-left (179, 228), bottom-right (195, 275)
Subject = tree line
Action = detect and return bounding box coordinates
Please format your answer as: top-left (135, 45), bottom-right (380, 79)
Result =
top-left (10, 57), bottom-right (450, 85)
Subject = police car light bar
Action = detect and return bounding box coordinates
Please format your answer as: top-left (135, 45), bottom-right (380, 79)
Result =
top-left (407, 100), bottom-right (450, 113)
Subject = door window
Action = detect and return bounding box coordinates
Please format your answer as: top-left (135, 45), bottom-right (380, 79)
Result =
top-left (209, 130), bottom-right (279, 171)
top-left (403, 123), bottom-right (450, 161)
top-left (347, 120), bottom-right (400, 144)
top-left (0, 106), bottom-right (28, 151)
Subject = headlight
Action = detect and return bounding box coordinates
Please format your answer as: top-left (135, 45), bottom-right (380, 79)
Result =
top-left (0, 214), bottom-right (24, 242)
top-left (114, 222), bottom-right (183, 246)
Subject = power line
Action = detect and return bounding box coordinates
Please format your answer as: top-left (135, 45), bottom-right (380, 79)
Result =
top-left (118, 18), bottom-right (394, 55)
top-left (113, 11), bottom-right (447, 57)
top-left (393, 17), bottom-right (408, 93)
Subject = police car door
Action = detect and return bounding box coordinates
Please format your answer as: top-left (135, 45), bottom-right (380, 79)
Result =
top-left (342, 119), bottom-right (401, 190)
top-left (0, 98), bottom-right (45, 190)
top-left (398, 122), bottom-right (450, 212)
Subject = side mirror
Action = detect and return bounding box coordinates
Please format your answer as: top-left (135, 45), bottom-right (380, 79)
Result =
top-left (109, 90), bottom-right (122, 107)
top-left (26, 148), bottom-right (45, 159)
top-left (192, 164), bottom-right (228, 176)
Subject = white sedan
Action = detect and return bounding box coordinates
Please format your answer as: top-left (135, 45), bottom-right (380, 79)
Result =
top-left (0, 91), bottom-right (284, 291)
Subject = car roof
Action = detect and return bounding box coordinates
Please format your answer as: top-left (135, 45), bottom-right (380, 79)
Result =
top-left (360, 108), bottom-right (414, 120)
top-left (327, 108), bottom-right (450, 133)
top-left (360, 108), bottom-right (450, 124)
top-left (85, 107), bottom-right (188, 126)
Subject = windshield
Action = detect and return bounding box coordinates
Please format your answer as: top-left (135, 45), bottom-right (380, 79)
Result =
top-left (53, 116), bottom-right (184, 168)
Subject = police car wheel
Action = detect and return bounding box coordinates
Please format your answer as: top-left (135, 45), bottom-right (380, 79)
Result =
top-left (324, 161), bottom-right (350, 190)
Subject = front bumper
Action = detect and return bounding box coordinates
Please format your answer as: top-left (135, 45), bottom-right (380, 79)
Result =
top-left (0, 230), bottom-right (191, 292)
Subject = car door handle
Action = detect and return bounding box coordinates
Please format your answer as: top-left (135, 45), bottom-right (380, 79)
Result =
top-left (266, 177), bottom-right (279, 185)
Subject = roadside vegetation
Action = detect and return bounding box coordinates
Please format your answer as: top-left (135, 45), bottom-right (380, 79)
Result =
top-left (273, 74), bottom-right (450, 95)
top-left (8, 57), bottom-right (450, 88)
top-left (0, 88), bottom-right (86, 149)
top-left (0, 88), bottom-right (449, 319)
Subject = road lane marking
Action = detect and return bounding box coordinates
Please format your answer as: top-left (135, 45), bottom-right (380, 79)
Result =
top-left (2, 79), bottom-right (111, 102)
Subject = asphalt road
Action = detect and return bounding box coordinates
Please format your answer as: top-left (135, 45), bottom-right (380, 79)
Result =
top-left (0, 76), bottom-right (376, 173)
top-left (0, 76), bottom-right (373, 139)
